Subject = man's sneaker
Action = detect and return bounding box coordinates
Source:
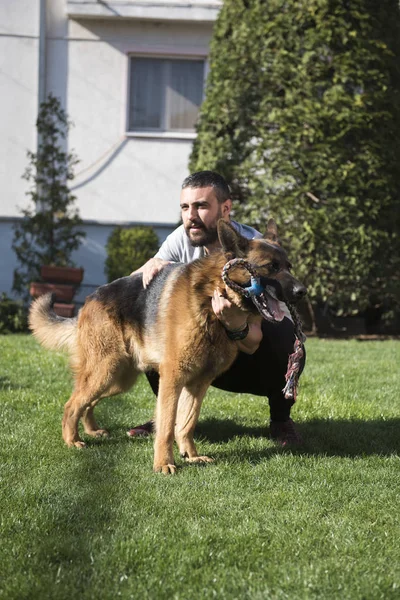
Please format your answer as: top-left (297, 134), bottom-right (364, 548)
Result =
top-left (127, 420), bottom-right (154, 438)
top-left (270, 419), bottom-right (303, 446)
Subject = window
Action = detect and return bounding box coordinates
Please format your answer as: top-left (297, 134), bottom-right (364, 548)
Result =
top-left (128, 56), bottom-right (205, 134)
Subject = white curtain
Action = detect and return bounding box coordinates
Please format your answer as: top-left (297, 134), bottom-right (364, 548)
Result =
top-left (129, 57), bottom-right (204, 131)
top-left (129, 58), bottom-right (163, 130)
top-left (168, 60), bottom-right (204, 131)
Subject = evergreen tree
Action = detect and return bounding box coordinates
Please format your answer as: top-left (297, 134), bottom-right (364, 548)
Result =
top-left (191, 0), bottom-right (400, 325)
top-left (13, 94), bottom-right (85, 301)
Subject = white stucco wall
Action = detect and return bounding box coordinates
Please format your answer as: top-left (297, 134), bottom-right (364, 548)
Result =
top-left (60, 16), bottom-right (213, 225)
top-left (0, 0), bottom-right (40, 218)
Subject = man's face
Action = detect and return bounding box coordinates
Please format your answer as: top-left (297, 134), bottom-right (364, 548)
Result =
top-left (180, 186), bottom-right (231, 247)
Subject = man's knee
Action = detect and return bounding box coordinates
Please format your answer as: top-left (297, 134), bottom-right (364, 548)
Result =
top-left (260, 319), bottom-right (296, 355)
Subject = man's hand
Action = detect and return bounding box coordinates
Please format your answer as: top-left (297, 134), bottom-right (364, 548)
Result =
top-left (212, 290), bottom-right (248, 332)
top-left (131, 258), bottom-right (171, 288)
top-left (211, 291), bottom-right (263, 355)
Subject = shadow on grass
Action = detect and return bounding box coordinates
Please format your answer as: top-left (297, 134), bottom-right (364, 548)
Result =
top-left (0, 376), bottom-right (27, 390)
top-left (196, 417), bottom-right (400, 458)
top-left (28, 436), bottom-right (132, 596)
top-left (197, 418), bottom-right (268, 442)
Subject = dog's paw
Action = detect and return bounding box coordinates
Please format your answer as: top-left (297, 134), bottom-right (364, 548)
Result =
top-left (93, 429), bottom-right (109, 438)
top-left (83, 428), bottom-right (109, 438)
top-left (185, 455), bottom-right (214, 464)
top-left (153, 463), bottom-right (177, 475)
top-left (69, 440), bottom-right (86, 449)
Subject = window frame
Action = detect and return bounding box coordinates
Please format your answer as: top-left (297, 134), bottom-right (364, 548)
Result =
top-left (125, 52), bottom-right (208, 140)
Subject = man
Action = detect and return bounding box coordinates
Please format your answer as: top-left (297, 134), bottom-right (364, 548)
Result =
top-left (128, 170), bottom-right (305, 445)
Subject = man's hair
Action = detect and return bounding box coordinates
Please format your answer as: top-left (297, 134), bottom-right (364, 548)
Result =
top-left (181, 170), bottom-right (231, 203)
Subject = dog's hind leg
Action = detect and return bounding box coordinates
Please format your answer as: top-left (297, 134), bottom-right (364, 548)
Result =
top-left (62, 356), bottom-right (129, 448)
top-left (81, 367), bottom-right (139, 438)
top-left (175, 381), bottom-right (214, 465)
top-left (81, 404), bottom-right (109, 439)
top-left (62, 388), bottom-right (101, 448)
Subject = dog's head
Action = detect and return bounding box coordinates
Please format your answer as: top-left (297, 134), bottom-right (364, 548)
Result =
top-left (217, 219), bottom-right (307, 322)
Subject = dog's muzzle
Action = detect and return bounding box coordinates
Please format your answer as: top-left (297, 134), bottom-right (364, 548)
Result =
top-left (221, 259), bottom-right (286, 323)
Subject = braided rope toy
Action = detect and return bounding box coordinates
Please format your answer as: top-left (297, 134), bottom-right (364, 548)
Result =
top-left (221, 258), bottom-right (305, 401)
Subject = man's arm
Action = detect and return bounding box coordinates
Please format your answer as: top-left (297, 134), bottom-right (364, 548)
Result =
top-left (211, 291), bottom-right (262, 355)
top-left (236, 321), bottom-right (263, 354)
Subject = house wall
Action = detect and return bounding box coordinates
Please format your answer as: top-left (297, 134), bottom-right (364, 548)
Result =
top-left (0, 0), bottom-right (40, 218)
top-left (61, 16), bottom-right (212, 224)
top-left (0, 0), bottom-right (217, 298)
top-left (0, 0), bottom-right (40, 296)
top-left (66, 0), bottom-right (221, 22)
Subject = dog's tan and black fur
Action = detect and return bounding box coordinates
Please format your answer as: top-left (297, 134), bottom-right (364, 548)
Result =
top-left (29, 219), bottom-right (306, 474)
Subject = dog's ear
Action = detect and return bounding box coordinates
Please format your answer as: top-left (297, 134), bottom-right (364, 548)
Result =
top-left (218, 220), bottom-right (249, 257)
top-left (264, 218), bottom-right (280, 245)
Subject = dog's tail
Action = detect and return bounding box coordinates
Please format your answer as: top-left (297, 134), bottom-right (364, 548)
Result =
top-left (29, 293), bottom-right (77, 352)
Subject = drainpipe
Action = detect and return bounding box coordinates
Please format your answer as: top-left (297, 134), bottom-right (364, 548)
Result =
top-left (37, 0), bottom-right (46, 210)
top-left (38, 0), bottom-right (47, 107)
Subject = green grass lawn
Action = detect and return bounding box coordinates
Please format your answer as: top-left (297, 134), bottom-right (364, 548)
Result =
top-left (0, 335), bottom-right (399, 599)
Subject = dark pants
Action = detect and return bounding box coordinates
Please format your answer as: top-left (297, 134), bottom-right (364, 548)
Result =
top-left (146, 318), bottom-right (305, 423)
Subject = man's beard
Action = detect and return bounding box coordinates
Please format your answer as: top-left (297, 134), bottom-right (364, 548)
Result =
top-left (185, 210), bottom-right (223, 247)
top-left (187, 224), bottom-right (219, 247)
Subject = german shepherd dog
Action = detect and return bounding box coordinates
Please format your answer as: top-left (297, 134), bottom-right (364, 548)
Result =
top-left (29, 219), bottom-right (306, 474)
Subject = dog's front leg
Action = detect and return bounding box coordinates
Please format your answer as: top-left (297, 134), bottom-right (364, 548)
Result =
top-left (153, 371), bottom-right (183, 475)
top-left (175, 382), bottom-right (214, 465)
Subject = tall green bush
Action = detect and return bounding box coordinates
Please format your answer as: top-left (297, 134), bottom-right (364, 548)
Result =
top-left (191, 0), bottom-right (400, 323)
top-left (105, 226), bottom-right (159, 282)
top-left (12, 94), bottom-right (85, 302)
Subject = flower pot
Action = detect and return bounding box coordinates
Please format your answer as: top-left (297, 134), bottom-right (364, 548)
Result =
top-left (53, 303), bottom-right (75, 318)
top-left (29, 282), bottom-right (76, 303)
top-left (41, 265), bottom-right (84, 285)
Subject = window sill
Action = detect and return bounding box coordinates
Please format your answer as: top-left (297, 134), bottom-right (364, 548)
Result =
top-left (125, 131), bottom-right (197, 141)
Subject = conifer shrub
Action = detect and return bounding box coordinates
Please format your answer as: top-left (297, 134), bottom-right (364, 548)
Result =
top-left (191, 0), bottom-right (400, 327)
top-left (105, 226), bottom-right (159, 282)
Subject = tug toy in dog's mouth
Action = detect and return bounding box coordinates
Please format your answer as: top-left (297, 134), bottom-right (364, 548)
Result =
top-left (221, 258), bottom-right (285, 323)
top-left (250, 283), bottom-right (286, 323)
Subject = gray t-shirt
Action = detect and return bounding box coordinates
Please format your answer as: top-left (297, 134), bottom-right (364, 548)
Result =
top-left (155, 220), bottom-right (263, 263)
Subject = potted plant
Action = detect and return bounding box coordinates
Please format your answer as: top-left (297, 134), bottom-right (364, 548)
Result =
top-left (12, 94), bottom-right (86, 317)
top-left (40, 265), bottom-right (84, 285)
